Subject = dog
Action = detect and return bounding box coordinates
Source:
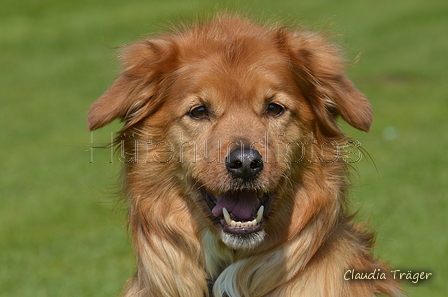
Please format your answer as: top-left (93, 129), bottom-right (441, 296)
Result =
top-left (88, 16), bottom-right (402, 297)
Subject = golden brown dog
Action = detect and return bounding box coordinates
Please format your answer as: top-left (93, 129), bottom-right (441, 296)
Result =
top-left (88, 16), bottom-right (402, 297)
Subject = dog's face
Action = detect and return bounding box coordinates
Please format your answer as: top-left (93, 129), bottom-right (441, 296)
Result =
top-left (88, 17), bottom-right (372, 251)
top-left (165, 38), bottom-right (313, 250)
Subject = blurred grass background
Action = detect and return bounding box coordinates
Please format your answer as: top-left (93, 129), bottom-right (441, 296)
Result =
top-left (1, 0), bottom-right (447, 296)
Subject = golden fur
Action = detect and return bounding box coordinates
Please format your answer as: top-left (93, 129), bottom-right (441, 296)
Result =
top-left (88, 16), bottom-right (402, 297)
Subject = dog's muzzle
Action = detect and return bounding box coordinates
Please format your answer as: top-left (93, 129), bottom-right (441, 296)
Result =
top-left (202, 147), bottom-right (271, 239)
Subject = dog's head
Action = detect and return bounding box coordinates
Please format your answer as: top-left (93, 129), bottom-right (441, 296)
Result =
top-left (88, 16), bottom-right (372, 251)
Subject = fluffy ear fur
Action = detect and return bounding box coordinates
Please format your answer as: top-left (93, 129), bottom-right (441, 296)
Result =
top-left (287, 31), bottom-right (373, 136)
top-left (87, 38), bottom-right (178, 131)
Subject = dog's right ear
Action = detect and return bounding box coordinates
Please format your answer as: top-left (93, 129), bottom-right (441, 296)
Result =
top-left (88, 38), bottom-right (178, 131)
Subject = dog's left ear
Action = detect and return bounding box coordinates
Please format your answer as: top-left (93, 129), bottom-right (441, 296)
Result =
top-left (286, 31), bottom-right (373, 136)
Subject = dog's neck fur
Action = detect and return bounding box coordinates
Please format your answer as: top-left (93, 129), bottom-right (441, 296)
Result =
top-left (202, 222), bottom-right (401, 297)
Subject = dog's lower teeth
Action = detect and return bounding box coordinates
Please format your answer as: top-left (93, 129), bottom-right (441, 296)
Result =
top-left (222, 207), bottom-right (263, 227)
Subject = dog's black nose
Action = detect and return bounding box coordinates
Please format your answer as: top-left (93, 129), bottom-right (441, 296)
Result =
top-left (226, 147), bottom-right (263, 181)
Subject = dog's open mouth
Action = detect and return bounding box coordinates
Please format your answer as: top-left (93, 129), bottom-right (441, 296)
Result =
top-left (202, 189), bottom-right (270, 234)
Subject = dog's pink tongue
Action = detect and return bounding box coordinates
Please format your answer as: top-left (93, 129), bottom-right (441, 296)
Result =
top-left (212, 191), bottom-right (258, 220)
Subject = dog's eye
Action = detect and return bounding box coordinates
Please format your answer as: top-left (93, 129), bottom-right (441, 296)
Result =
top-left (266, 103), bottom-right (284, 117)
top-left (189, 105), bottom-right (209, 120)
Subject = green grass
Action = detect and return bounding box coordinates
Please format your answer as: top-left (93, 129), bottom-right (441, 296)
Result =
top-left (1, 0), bottom-right (447, 296)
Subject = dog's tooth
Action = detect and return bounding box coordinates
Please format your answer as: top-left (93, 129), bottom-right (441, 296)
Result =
top-left (256, 205), bottom-right (264, 223)
top-left (222, 208), bottom-right (232, 225)
top-left (230, 220), bottom-right (237, 227)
